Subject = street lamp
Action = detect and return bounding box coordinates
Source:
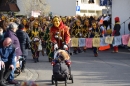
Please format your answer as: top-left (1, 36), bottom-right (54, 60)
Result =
top-left (76, 1), bottom-right (78, 6)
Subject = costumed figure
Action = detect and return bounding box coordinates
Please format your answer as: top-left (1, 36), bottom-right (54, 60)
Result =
top-left (39, 17), bottom-right (48, 56)
top-left (21, 18), bottom-right (30, 34)
top-left (112, 17), bottom-right (121, 53)
top-left (0, 15), bottom-right (8, 32)
top-left (61, 17), bottom-right (67, 26)
top-left (71, 19), bottom-right (83, 54)
top-left (49, 16), bottom-right (70, 62)
top-left (43, 22), bottom-right (53, 62)
top-left (29, 20), bottom-right (42, 63)
top-left (82, 19), bottom-right (92, 52)
top-left (99, 21), bottom-right (110, 51)
top-left (90, 20), bottom-right (101, 57)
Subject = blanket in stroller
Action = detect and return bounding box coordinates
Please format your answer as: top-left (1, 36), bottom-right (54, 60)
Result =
top-left (54, 49), bottom-right (70, 61)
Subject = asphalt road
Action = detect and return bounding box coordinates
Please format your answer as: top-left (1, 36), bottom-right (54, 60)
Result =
top-left (16, 48), bottom-right (130, 86)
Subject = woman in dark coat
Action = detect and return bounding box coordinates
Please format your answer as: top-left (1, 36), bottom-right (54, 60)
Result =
top-left (16, 24), bottom-right (31, 72)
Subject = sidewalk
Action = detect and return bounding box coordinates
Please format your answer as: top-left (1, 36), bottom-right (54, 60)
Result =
top-left (15, 68), bottom-right (33, 83)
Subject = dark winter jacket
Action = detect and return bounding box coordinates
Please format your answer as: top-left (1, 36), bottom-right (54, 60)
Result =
top-left (16, 29), bottom-right (30, 56)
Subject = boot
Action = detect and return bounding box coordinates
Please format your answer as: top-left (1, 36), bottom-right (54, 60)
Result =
top-left (73, 50), bottom-right (77, 54)
top-left (112, 46), bottom-right (116, 53)
top-left (0, 68), bottom-right (6, 86)
top-left (78, 48), bottom-right (82, 53)
top-left (34, 58), bottom-right (37, 63)
top-left (115, 46), bottom-right (118, 52)
top-left (37, 58), bottom-right (39, 62)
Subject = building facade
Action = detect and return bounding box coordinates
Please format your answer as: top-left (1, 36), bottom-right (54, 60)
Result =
top-left (76, 0), bottom-right (106, 16)
top-left (16, 0), bottom-right (106, 17)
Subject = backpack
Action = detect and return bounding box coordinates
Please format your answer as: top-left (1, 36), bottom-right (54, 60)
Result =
top-left (53, 61), bottom-right (69, 76)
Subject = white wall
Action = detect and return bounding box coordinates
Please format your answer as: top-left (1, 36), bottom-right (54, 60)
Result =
top-left (112, 0), bottom-right (130, 35)
top-left (47, 0), bottom-right (76, 16)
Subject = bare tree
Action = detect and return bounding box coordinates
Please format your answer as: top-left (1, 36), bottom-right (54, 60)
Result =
top-left (19, 0), bottom-right (50, 17)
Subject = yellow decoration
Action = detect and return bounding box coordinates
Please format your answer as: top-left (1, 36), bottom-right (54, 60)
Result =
top-left (71, 38), bottom-right (79, 47)
top-left (106, 29), bottom-right (112, 35)
top-left (127, 38), bottom-right (130, 47)
top-left (105, 36), bottom-right (114, 44)
top-left (93, 38), bottom-right (100, 47)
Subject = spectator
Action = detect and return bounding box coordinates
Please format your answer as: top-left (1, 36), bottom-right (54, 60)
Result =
top-left (112, 17), bottom-right (121, 53)
top-left (0, 37), bottom-right (17, 85)
top-left (4, 22), bottom-right (22, 84)
top-left (16, 24), bottom-right (31, 72)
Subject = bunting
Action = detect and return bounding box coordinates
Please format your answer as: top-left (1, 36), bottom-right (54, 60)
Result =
top-left (69, 34), bottom-right (130, 48)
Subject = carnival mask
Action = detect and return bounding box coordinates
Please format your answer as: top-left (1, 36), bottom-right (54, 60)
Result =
top-left (76, 20), bottom-right (81, 26)
top-left (62, 18), bottom-right (66, 23)
top-left (22, 20), bottom-right (27, 25)
top-left (92, 23), bottom-right (97, 29)
top-left (85, 20), bottom-right (89, 26)
top-left (42, 18), bottom-right (46, 23)
top-left (1, 16), bottom-right (5, 20)
top-left (33, 21), bottom-right (39, 28)
top-left (53, 17), bottom-right (60, 28)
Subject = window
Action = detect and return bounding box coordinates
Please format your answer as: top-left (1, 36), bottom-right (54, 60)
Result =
top-left (81, 0), bottom-right (87, 4)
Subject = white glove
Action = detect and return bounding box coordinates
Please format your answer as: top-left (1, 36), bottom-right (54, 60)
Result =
top-left (54, 44), bottom-right (58, 50)
top-left (0, 61), bottom-right (5, 69)
top-left (63, 45), bottom-right (68, 49)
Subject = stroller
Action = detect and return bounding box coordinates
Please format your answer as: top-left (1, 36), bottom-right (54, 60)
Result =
top-left (51, 49), bottom-right (74, 86)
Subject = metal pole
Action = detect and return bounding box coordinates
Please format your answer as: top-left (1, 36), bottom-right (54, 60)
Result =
top-left (124, 22), bottom-right (125, 35)
top-left (77, 1), bottom-right (78, 6)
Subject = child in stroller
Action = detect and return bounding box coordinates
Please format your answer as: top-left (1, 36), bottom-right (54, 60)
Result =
top-left (51, 49), bottom-right (73, 86)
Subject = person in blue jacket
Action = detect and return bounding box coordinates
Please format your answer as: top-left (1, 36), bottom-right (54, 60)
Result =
top-left (0, 37), bottom-right (18, 85)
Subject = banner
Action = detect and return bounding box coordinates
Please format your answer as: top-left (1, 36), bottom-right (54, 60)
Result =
top-left (71, 38), bottom-right (79, 47)
top-left (93, 38), bottom-right (100, 47)
top-left (105, 36), bottom-right (114, 44)
top-left (127, 38), bottom-right (130, 47)
top-left (79, 38), bottom-right (86, 47)
top-left (100, 37), bottom-right (108, 46)
top-left (122, 34), bottom-right (129, 45)
top-left (86, 38), bottom-right (92, 48)
top-left (113, 36), bottom-right (122, 46)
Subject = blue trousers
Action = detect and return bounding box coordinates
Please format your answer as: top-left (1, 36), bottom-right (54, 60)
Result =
top-left (93, 47), bottom-right (98, 54)
top-left (8, 62), bottom-right (16, 81)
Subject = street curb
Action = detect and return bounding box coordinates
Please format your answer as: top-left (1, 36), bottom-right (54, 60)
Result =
top-left (15, 68), bottom-right (33, 81)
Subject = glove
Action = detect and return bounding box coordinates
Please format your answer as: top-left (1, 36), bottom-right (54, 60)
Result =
top-left (54, 44), bottom-right (58, 50)
top-left (63, 45), bottom-right (68, 50)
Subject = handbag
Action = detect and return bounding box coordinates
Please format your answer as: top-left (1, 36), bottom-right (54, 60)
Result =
top-left (38, 40), bottom-right (42, 51)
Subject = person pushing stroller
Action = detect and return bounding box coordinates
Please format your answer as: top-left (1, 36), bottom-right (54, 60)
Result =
top-left (49, 16), bottom-right (70, 61)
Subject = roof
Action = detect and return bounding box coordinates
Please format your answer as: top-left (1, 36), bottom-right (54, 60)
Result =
top-left (0, 3), bottom-right (20, 12)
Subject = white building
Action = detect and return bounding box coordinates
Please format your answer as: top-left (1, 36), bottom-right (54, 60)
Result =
top-left (112, 0), bottom-right (130, 35)
top-left (76, 0), bottom-right (106, 16)
top-left (17, 0), bottom-right (106, 17)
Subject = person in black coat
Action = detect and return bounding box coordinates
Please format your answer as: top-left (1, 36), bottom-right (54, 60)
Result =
top-left (16, 24), bottom-right (31, 72)
top-left (112, 17), bottom-right (121, 53)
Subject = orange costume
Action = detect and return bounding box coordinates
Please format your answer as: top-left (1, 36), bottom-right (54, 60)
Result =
top-left (50, 22), bottom-right (70, 48)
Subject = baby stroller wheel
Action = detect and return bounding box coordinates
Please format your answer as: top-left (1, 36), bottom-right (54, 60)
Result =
top-left (65, 77), bottom-right (67, 86)
top-left (51, 75), bottom-right (54, 85)
top-left (55, 80), bottom-right (58, 86)
top-left (70, 74), bottom-right (74, 83)
top-left (14, 68), bottom-right (21, 78)
top-left (49, 58), bottom-right (52, 62)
